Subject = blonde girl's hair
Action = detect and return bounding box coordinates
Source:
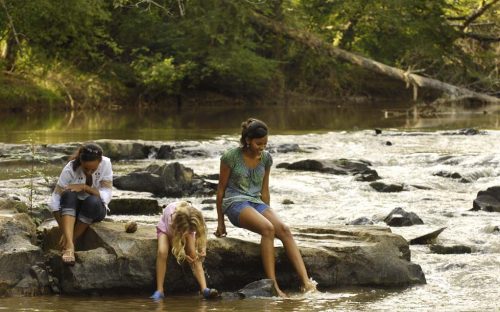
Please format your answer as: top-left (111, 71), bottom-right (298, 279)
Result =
top-left (170, 201), bottom-right (207, 263)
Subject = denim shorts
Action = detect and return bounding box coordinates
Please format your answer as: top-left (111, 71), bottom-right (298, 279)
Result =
top-left (225, 201), bottom-right (269, 227)
top-left (60, 191), bottom-right (106, 224)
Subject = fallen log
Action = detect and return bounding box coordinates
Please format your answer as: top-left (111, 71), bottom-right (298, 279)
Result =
top-left (251, 13), bottom-right (499, 104)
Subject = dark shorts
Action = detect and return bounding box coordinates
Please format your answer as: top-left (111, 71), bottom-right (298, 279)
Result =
top-left (225, 201), bottom-right (269, 227)
top-left (60, 191), bottom-right (106, 224)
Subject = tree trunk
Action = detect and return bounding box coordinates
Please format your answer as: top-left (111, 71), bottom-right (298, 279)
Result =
top-left (250, 13), bottom-right (499, 104)
top-left (2, 32), bottom-right (18, 71)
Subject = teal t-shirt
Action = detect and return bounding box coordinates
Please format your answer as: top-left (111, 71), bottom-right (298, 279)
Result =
top-left (221, 147), bottom-right (273, 212)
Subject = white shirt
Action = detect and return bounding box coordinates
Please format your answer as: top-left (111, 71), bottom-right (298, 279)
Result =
top-left (49, 156), bottom-right (113, 211)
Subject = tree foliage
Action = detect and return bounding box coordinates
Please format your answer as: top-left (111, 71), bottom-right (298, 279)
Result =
top-left (1, 0), bottom-right (498, 107)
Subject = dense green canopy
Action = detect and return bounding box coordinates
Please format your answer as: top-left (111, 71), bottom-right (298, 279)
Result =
top-left (0, 0), bottom-right (498, 109)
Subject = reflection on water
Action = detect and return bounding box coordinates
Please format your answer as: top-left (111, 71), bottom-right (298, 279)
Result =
top-left (0, 287), bottom-right (403, 312)
top-left (0, 102), bottom-right (499, 144)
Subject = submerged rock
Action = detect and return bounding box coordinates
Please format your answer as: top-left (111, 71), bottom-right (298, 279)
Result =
top-left (268, 143), bottom-right (302, 154)
top-left (442, 128), bottom-right (485, 136)
top-left (430, 244), bottom-right (472, 254)
top-left (347, 217), bottom-right (374, 225)
top-left (433, 171), bottom-right (471, 183)
top-left (37, 223), bottom-right (425, 295)
top-left (279, 159), bottom-right (380, 181)
top-left (370, 182), bottom-right (404, 193)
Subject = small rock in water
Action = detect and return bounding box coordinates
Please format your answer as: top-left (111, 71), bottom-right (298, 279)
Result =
top-left (483, 225), bottom-right (500, 233)
top-left (374, 129), bottom-right (382, 135)
top-left (347, 217), bottom-right (374, 225)
top-left (282, 199), bottom-right (294, 205)
top-left (384, 207), bottom-right (424, 227)
top-left (430, 244), bottom-right (472, 254)
top-left (201, 199), bottom-right (217, 204)
top-left (237, 279), bottom-right (278, 298)
top-left (125, 221), bottom-right (138, 233)
top-left (409, 227), bottom-right (446, 245)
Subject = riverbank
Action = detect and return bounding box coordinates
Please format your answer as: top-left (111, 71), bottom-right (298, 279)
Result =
top-left (0, 68), bottom-right (418, 113)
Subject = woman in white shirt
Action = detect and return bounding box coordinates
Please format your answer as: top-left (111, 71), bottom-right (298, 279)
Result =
top-left (49, 143), bottom-right (113, 265)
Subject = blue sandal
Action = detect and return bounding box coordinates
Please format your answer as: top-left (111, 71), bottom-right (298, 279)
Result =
top-left (150, 290), bottom-right (165, 300)
top-left (203, 288), bottom-right (219, 299)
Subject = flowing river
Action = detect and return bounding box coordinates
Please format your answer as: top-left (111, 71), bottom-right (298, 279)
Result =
top-left (0, 102), bottom-right (499, 311)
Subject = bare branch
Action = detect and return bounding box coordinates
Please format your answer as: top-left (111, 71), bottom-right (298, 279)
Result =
top-left (0, 0), bottom-right (22, 55)
top-left (463, 32), bottom-right (500, 42)
top-left (462, 0), bottom-right (500, 30)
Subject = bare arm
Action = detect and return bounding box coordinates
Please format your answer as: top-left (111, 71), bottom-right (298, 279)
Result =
top-left (215, 161), bottom-right (231, 237)
top-left (261, 167), bottom-right (271, 205)
top-left (65, 183), bottom-right (100, 197)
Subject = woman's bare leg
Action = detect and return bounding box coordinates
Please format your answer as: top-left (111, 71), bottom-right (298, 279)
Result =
top-left (61, 215), bottom-right (76, 251)
top-left (73, 221), bottom-right (89, 242)
top-left (53, 212), bottom-right (65, 248)
top-left (239, 207), bottom-right (286, 297)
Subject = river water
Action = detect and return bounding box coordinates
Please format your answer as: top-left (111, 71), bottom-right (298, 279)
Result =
top-left (1, 102), bottom-right (499, 311)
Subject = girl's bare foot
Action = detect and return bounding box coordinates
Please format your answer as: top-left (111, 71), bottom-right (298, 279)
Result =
top-left (300, 279), bottom-right (318, 293)
top-left (273, 282), bottom-right (288, 298)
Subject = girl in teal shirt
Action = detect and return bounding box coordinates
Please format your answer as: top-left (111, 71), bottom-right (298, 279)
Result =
top-left (215, 118), bottom-right (317, 297)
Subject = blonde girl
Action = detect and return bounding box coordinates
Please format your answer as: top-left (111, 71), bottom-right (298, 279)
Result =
top-left (151, 201), bottom-right (218, 300)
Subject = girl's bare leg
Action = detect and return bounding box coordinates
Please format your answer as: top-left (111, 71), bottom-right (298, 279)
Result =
top-left (239, 207), bottom-right (287, 297)
top-left (155, 233), bottom-right (170, 294)
top-left (263, 209), bottom-right (316, 292)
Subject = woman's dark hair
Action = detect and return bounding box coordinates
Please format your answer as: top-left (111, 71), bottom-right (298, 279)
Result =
top-left (240, 118), bottom-right (268, 147)
top-left (70, 143), bottom-right (103, 171)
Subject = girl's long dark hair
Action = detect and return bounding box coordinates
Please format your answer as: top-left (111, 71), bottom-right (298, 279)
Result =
top-left (240, 118), bottom-right (268, 147)
top-left (70, 143), bottom-right (103, 171)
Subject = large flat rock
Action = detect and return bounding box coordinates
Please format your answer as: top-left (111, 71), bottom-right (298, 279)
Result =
top-left (43, 222), bottom-right (426, 294)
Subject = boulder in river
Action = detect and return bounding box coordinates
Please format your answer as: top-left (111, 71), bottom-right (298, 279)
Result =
top-left (472, 186), bottom-right (500, 212)
top-left (279, 159), bottom-right (381, 181)
top-left (383, 207), bottom-right (424, 227)
top-left (0, 212), bottom-right (48, 296)
top-left (37, 223), bottom-right (426, 295)
top-left (114, 162), bottom-right (208, 197)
